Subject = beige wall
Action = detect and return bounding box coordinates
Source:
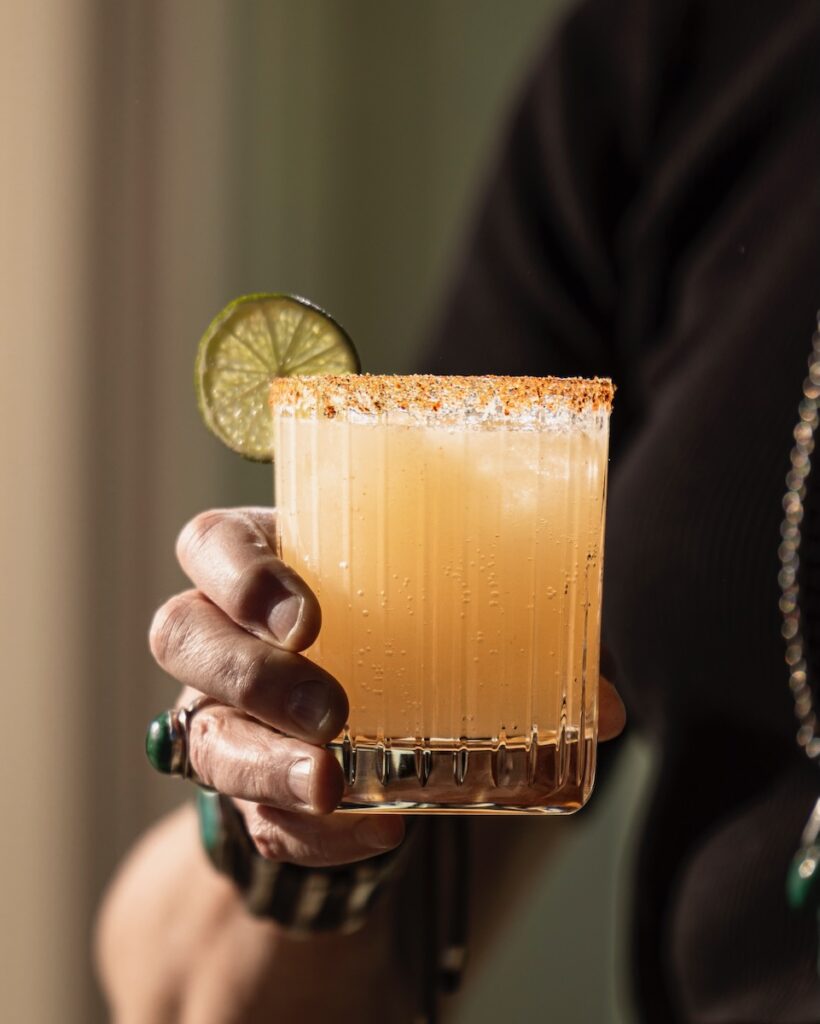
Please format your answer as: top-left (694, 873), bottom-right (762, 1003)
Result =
top-left (0, 2), bottom-right (94, 1021)
top-left (0, 3), bottom-right (649, 1022)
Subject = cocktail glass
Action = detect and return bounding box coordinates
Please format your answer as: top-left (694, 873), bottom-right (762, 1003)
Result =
top-left (272, 374), bottom-right (612, 813)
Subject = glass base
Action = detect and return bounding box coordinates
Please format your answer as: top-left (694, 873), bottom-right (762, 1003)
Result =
top-left (329, 730), bottom-right (596, 814)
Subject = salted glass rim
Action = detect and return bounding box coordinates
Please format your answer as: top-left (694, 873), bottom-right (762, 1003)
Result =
top-left (270, 374), bottom-right (613, 425)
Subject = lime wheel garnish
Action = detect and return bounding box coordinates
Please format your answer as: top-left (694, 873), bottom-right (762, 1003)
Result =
top-left (195, 293), bottom-right (360, 461)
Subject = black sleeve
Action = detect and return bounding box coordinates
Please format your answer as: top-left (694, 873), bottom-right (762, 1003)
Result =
top-left (421, 0), bottom-right (689, 414)
top-left (424, 0), bottom-right (629, 375)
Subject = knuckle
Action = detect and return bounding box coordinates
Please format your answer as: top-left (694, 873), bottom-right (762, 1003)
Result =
top-left (188, 711), bottom-right (224, 789)
top-left (149, 593), bottom-right (197, 667)
top-left (233, 648), bottom-right (274, 710)
top-left (227, 561), bottom-right (275, 625)
top-left (242, 744), bottom-right (271, 801)
top-left (177, 509), bottom-right (227, 561)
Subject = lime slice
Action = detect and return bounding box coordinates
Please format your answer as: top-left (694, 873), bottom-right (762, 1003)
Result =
top-left (195, 293), bottom-right (360, 461)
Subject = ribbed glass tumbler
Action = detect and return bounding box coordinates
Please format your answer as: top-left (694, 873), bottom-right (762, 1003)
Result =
top-left (272, 374), bottom-right (612, 813)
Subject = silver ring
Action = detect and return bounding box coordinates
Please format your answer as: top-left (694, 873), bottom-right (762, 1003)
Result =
top-left (177, 695), bottom-right (220, 782)
top-left (145, 694), bottom-right (220, 784)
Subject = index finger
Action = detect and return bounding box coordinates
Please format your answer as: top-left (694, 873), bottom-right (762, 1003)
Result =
top-left (176, 507), bottom-right (320, 652)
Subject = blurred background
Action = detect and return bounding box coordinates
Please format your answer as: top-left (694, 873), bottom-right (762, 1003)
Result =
top-left (1, 1), bottom-right (650, 1021)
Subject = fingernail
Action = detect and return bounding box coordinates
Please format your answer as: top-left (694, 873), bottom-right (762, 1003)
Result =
top-left (287, 758), bottom-right (313, 807)
top-left (355, 818), bottom-right (400, 851)
top-left (287, 679), bottom-right (333, 734)
top-left (268, 591), bottom-right (303, 644)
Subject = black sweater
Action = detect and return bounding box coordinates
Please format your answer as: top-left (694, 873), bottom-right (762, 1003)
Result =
top-left (425, 0), bottom-right (820, 1019)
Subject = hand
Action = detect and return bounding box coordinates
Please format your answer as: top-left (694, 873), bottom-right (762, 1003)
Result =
top-left (149, 507), bottom-right (405, 866)
top-left (149, 507), bottom-right (626, 868)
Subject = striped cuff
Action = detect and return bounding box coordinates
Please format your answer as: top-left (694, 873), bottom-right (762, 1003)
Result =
top-left (196, 789), bottom-right (411, 936)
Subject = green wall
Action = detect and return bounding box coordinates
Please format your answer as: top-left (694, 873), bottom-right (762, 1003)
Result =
top-left (216, 0), bottom-right (573, 505)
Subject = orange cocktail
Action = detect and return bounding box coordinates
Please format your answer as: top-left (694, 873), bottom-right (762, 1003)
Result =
top-left (272, 375), bottom-right (612, 813)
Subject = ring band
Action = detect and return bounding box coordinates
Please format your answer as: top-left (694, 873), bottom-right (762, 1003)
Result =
top-left (145, 695), bottom-right (219, 784)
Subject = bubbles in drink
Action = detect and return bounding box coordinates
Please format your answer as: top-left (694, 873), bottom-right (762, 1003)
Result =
top-left (274, 379), bottom-right (609, 812)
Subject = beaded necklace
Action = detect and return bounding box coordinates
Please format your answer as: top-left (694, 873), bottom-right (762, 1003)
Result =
top-left (780, 316), bottom-right (820, 944)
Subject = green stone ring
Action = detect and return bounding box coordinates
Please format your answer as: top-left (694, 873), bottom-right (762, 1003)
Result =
top-left (145, 695), bottom-right (219, 782)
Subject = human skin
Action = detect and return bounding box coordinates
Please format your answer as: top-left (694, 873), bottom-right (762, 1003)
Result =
top-left (95, 507), bottom-right (626, 1021)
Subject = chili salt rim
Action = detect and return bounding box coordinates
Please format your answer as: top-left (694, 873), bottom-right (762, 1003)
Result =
top-left (269, 374), bottom-right (614, 419)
